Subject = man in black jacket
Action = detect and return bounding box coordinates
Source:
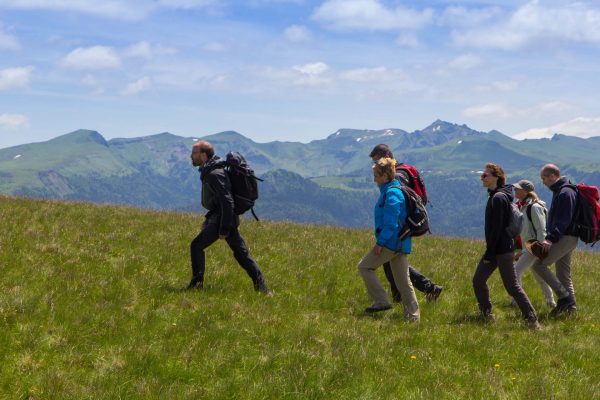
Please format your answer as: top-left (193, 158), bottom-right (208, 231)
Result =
top-left (186, 140), bottom-right (269, 294)
top-left (531, 163), bottom-right (577, 315)
top-left (369, 144), bottom-right (443, 302)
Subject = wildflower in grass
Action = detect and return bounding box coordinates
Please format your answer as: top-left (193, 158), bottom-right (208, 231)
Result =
top-left (410, 355), bottom-right (417, 360)
top-left (494, 364), bottom-right (500, 368)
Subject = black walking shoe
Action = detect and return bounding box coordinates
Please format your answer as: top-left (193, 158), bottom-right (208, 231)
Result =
top-left (426, 285), bottom-right (443, 302)
top-left (525, 317), bottom-right (542, 331)
top-left (392, 292), bottom-right (402, 304)
top-left (365, 304), bottom-right (392, 314)
top-left (186, 276), bottom-right (203, 290)
top-left (550, 295), bottom-right (576, 316)
top-left (253, 279), bottom-right (271, 295)
top-left (477, 307), bottom-right (495, 323)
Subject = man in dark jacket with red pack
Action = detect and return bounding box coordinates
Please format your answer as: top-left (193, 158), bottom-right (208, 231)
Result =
top-left (369, 144), bottom-right (443, 302)
top-left (531, 163), bottom-right (577, 315)
top-left (186, 140), bottom-right (270, 294)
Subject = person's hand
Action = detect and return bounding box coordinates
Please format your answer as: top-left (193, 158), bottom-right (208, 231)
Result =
top-left (374, 245), bottom-right (383, 256)
top-left (514, 251), bottom-right (522, 262)
top-left (541, 240), bottom-right (552, 253)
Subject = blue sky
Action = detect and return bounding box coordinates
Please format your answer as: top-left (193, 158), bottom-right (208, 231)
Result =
top-left (0, 0), bottom-right (599, 148)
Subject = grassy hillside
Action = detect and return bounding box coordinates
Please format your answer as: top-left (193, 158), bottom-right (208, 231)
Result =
top-left (1, 196), bottom-right (600, 399)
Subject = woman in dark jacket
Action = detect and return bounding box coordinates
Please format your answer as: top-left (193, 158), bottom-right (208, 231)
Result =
top-left (472, 163), bottom-right (540, 330)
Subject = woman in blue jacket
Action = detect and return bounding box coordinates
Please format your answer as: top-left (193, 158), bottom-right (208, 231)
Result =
top-left (357, 157), bottom-right (419, 321)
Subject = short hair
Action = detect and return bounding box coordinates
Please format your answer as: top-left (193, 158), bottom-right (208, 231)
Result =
top-left (485, 162), bottom-right (506, 187)
top-left (194, 140), bottom-right (214, 159)
top-left (541, 163), bottom-right (560, 177)
top-left (369, 144), bottom-right (394, 159)
top-left (372, 157), bottom-right (396, 182)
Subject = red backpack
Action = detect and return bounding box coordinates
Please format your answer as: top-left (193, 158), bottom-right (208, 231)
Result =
top-left (395, 163), bottom-right (428, 205)
top-left (572, 183), bottom-right (600, 246)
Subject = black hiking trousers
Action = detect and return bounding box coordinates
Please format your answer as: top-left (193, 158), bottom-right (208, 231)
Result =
top-left (190, 222), bottom-right (263, 285)
top-left (383, 262), bottom-right (434, 300)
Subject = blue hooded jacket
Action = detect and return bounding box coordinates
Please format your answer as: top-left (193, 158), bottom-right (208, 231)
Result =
top-left (374, 180), bottom-right (412, 253)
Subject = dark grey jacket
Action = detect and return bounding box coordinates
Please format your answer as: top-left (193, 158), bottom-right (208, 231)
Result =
top-left (546, 176), bottom-right (578, 243)
top-left (200, 156), bottom-right (236, 236)
top-left (484, 185), bottom-right (515, 260)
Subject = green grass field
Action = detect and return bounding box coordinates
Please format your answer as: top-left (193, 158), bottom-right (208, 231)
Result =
top-left (1, 196), bottom-right (599, 399)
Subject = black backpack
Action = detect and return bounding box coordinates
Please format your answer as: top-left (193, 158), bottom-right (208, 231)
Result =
top-left (224, 152), bottom-right (263, 221)
top-left (382, 185), bottom-right (430, 240)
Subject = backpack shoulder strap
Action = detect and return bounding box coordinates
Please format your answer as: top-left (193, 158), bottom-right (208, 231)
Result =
top-left (526, 203), bottom-right (536, 237)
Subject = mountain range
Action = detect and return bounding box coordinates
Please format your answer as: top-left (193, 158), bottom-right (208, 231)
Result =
top-left (1, 120), bottom-right (599, 238)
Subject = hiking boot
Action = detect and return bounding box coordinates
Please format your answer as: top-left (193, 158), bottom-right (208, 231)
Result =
top-left (365, 304), bottom-right (392, 314)
top-left (550, 295), bottom-right (576, 316)
top-left (253, 278), bottom-right (271, 295)
top-left (477, 307), bottom-right (495, 323)
top-left (525, 317), bottom-right (542, 331)
top-left (186, 276), bottom-right (203, 290)
top-left (425, 285), bottom-right (443, 302)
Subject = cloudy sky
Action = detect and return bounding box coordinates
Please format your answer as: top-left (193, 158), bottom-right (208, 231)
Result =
top-left (0, 0), bottom-right (599, 148)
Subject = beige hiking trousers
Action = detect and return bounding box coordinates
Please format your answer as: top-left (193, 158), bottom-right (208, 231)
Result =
top-left (358, 247), bottom-right (420, 321)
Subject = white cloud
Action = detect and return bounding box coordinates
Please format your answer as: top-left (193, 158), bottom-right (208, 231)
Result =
top-left (255, 63), bottom-right (332, 88)
top-left (448, 54), bottom-right (483, 70)
top-left (0, 0), bottom-right (220, 20)
top-left (453, 1), bottom-right (600, 49)
top-left (514, 117), bottom-right (600, 139)
top-left (395, 33), bottom-right (420, 48)
top-left (440, 6), bottom-right (501, 28)
top-left (291, 62), bottom-right (331, 87)
top-left (0, 0), bottom-right (148, 20)
top-left (0, 66), bottom-right (33, 90)
top-left (284, 25), bottom-right (311, 42)
top-left (155, 0), bottom-right (218, 9)
top-left (531, 101), bottom-right (573, 114)
top-left (202, 42), bottom-right (227, 52)
top-left (339, 67), bottom-right (405, 82)
top-left (0, 22), bottom-right (20, 50)
top-left (475, 80), bottom-right (519, 92)
top-left (121, 76), bottom-right (151, 96)
top-left (463, 100), bottom-right (575, 120)
top-left (292, 62), bottom-right (329, 75)
top-left (463, 103), bottom-right (512, 119)
top-left (0, 113), bottom-right (29, 129)
top-left (123, 41), bottom-right (177, 58)
top-left (312, 0), bottom-right (434, 31)
top-left (62, 46), bottom-right (121, 69)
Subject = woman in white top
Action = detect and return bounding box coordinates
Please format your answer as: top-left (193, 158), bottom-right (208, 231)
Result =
top-left (512, 179), bottom-right (556, 308)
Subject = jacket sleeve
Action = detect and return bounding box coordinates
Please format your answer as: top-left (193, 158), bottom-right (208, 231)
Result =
top-left (206, 172), bottom-right (235, 236)
top-left (484, 193), bottom-right (506, 260)
top-left (376, 190), bottom-right (402, 246)
top-left (546, 188), bottom-right (577, 243)
top-left (532, 203), bottom-right (547, 243)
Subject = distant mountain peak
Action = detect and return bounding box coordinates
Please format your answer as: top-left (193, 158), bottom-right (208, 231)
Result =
top-left (52, 129), bottom-right (108, 147)
top-left (421, 119), bottom-right (466, 132)
top-left (327, 128), bottom-right (407, 141)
